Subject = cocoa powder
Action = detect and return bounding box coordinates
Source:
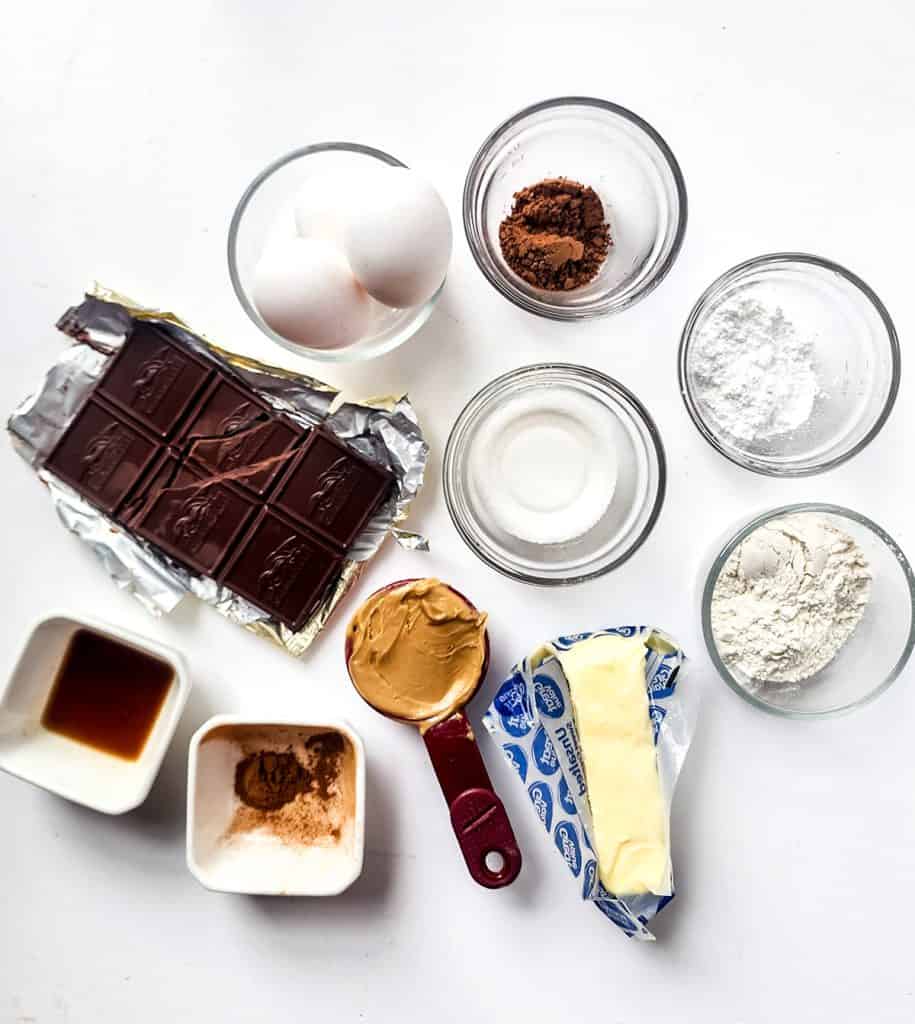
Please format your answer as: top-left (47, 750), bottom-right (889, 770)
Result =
top-left (498, 177), bottom-right (611, 290)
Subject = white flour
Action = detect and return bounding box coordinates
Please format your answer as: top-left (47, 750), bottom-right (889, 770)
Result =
top-left (711, 514), bottom-right (872, 684)
top-left (690, 297), bottom-right (820, 442)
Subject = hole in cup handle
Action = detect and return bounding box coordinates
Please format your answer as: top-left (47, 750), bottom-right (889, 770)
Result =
top-left (449, 787), bottom-right (523, 889)
top-left (484, 850), bottom-right (506, 874)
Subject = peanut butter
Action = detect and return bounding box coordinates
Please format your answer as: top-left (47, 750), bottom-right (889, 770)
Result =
top-left (346, 578), bottom-right (488, 726)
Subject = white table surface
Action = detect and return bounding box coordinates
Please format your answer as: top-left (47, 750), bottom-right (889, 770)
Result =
top-left (2, 2), bottom-right (914, 1021)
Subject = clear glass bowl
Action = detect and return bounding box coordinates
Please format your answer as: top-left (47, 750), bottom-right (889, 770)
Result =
top-left (679, 253), bottom-right (900, 476)
top-left (701, 504), bottom-right (915, 717)
top-left (228, 143), bottom-right (442, 363)
top-left (443, 364), bottom-right (666, 585)
top-left (463, 96), bottom-right (687, 320)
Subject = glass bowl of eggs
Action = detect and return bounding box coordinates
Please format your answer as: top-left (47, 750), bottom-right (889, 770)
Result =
top-left (228, 143), bottom-right (451, 362)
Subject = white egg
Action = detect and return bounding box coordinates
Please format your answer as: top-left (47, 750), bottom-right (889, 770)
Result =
top-left (261, 203), bottom-right (299, 252)
top-left (253, 237), bottom-right (371, 351)
top-left (343, 168), bottom-right (452, 309)
top-left (293, 170), bottom-right (368, 248)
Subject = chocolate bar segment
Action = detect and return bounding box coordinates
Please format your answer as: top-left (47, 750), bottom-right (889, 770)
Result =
top-left (269, 431), bottom-right (393, 548)
top-left (116, 452), bottom-right (204, 526)
top-left (219, 509), bottom-right (342, 631)
top-left (133, 470), bottom-right (257, 576)
top-left (98, 323), bottom-right (212, 438)
top-left (187, 418), bottom-right (304, 497)
top-left (178, 376), bottom-right (267, 443)
top-left (45, 399), bottom-right (161, 514)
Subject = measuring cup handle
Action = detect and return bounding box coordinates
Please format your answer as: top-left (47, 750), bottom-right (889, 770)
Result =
top-left (422, 712), bottom-right (522, 888)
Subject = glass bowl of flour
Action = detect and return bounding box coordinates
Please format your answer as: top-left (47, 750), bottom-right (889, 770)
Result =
top-left (702, 504), bottom-right (915, 716)
top-left (679, 254), bottom-right (900, 476)
top-left (443, 364), bottom-right (666, 585)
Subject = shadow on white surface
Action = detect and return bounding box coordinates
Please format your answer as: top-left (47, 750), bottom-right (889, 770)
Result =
top-left (650, 681), bottom-right (718, 945)
top-left (131, 684), bottom-right (217, 839)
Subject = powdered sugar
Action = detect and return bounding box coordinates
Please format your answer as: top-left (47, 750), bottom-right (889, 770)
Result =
top-left (690, 297), bottom-right (821, 443)
top-left (711, 514), bottom-right (872, 685)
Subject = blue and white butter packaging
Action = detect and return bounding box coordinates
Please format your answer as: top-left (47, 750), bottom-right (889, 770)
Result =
top-left (482, 626), bottom-right (698, 941)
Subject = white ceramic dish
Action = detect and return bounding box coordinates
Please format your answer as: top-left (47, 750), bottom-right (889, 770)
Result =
top-left (0, 612), bottom-right (190, 814)
top-left (186, 714), bottom-right (365, 896)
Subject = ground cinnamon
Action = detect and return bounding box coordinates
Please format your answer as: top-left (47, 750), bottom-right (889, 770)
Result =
top-left (498, 177), bottom-right (611, 291)
top-left (225, 728), bottom-right (352, 846)
top-left (235, 750), bottom-right (309, 811)
top-left (305, 731), bottom-right (344, 800)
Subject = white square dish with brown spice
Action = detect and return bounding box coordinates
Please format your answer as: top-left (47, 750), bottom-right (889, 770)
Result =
top-left (186, 714), bottom-right (365, 895)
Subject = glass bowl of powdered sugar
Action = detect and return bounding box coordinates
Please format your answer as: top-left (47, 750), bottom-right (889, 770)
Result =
top-left (679, 254), bottom-right (900, 476)
top-left (702, 504), bottom-right (915, 717)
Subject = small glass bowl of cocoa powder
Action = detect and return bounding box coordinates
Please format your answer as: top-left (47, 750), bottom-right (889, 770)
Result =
top-left (463, 97), bottom-right (687, 320)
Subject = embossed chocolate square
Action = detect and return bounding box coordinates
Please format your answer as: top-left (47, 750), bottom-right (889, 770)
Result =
top-left (179, 376), bottom-right (268, 443)
top-left (269, 431), bottom-right (393, 549)
top-left (219, 509), bottom-right (342, 631)
top-left (179, 377), bottom-right (303, 496)
top-left (133, 469), bottom-right (257, 577)
top-left (98, 323), bottom-right (212, 438)
top-left (44, 399), bottom-right (162, 514)
top-left (188, 418), bottom-right (303, 497)
top-left (116, 452), bottom-right (203, 526)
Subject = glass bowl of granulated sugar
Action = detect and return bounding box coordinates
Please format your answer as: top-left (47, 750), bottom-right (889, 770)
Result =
top-left (679, 253), bottom-right (900, 476)
top-left (701, 504), bottom-right (915, 717)
top-left (443, 363), bottom-right (666, 585)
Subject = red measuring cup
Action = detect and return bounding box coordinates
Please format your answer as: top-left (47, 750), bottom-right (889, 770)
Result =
top-left (345, 579), bottom-right (522, 889)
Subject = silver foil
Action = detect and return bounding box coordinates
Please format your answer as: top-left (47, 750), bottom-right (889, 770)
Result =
top-left (8, 286), bottom-right (429, 656)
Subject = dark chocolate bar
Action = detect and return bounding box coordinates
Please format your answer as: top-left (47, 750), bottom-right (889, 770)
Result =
top-left (98, 323), bottom-right (212, 437)
top-left (133, 470), bottom-right (258, 576)
top-left (219, 509), bottom-right (342, 631)
top-left (45, 399), bottom-right (161, 513)
top-left (269, 431), bottom-right (393, 548)
top-left (41, 325), bottom-right (395, 633)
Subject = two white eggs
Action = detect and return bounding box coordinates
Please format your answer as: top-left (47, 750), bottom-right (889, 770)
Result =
top-left (253, 168), bottom-right (451, 351)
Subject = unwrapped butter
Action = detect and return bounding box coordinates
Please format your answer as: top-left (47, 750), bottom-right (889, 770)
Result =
top-left (555, 633), bottom-right (671, 896)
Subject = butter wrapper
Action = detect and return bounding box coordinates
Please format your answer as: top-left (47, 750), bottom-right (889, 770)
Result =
top-left (482, 626), bottom-right (697, 941)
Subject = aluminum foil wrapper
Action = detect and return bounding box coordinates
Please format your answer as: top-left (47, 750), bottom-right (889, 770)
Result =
top-left (482, 626), bottom-right (698, 941)
top-left (7, 286), bottom-right (429, 656)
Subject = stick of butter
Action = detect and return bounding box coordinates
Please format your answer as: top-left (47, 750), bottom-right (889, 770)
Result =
top-left (554, 633), bottom-right (671, 897)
